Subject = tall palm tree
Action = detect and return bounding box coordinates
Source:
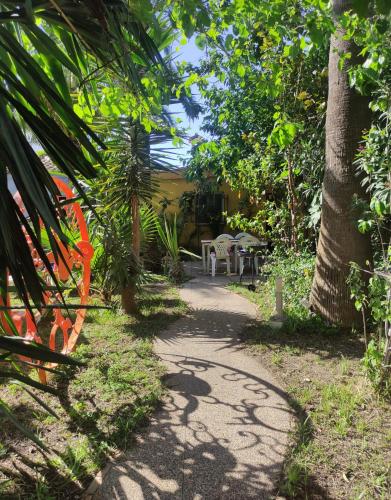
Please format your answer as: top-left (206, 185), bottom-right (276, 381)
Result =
top-left (310, 0), bottom-right (373, 327)
top-left (94, 119), bottom-right (178, 313)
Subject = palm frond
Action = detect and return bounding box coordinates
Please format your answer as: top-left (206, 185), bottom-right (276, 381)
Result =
top-left (0, 0), bottom-right (165, 309)
top-left (140, 205), bottom-right (158, 246)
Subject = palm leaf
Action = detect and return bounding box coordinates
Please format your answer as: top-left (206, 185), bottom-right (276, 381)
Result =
top-left (140, 205), bottom-right (158, 245)
top-left (0, 0), bottom-right (171, 450)
top-left (0, 336), bottom-right (83, 366)
top-left (0, 400), bottom-right (48, 451)
top-left (0, 0), bottom-right (166, 310)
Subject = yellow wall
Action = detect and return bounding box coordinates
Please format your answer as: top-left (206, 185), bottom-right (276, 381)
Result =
top-left (152, 170), bottom-right (241, 250)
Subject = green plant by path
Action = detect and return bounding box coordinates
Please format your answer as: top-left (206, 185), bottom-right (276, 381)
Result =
top-left (229, 249), bottom-right (317, 329)
top-left (155, 214), bottom-right (200, 283)
top-left (348, 263), bottom-right (391, 398)
top-left (229, 254), bottom-right (391, 499)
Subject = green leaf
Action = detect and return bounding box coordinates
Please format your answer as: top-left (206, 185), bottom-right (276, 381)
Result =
top-left (21, 386), bottom-right (59, 419)
top-left (0, 370), bottom-right (57, 395)
top-left (196, 9), bottom-right (211, 29)
top-left (0, 337), bottom-right (83, 366)
top-left (195, 34), bottom-right (206, 50)
top-left (182, 13), bottom-right (195, 38)
top-left (371, 198), bottom-right (386, 216)
top-left (237, 64), bottom-right (246, 77)
top-left (225, 34), bottom-right (234, 50)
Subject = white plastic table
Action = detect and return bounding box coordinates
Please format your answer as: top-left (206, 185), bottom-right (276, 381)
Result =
top-left (201, 240), bottom-right (213, 273)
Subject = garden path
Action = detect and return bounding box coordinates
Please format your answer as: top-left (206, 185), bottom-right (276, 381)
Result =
top-left (89, 266), bottom-right (292, 499)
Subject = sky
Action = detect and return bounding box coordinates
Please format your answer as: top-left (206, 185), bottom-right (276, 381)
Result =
top-left (167, 38), bottom-right (206, 167)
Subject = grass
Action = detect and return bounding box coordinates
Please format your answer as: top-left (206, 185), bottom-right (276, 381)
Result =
top-left (228, 280), bottom-right (391, 500)
top-left (0, 282), bottom-right (187, 498)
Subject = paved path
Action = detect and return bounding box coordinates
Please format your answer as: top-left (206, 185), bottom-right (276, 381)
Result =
top-left (93, 271), bottom-right (292, 499)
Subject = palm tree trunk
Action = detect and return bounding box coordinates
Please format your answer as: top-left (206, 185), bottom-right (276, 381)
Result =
top-left (120, 194), bottom-right (141, 315)
top-left (131, 193), bottom-right (141, 260)
top-left (310, 0), bottom-right (372, 327)
top-left (121, 283), bottom-right (138, 314)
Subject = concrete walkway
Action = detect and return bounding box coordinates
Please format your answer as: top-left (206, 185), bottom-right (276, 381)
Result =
top-left (92, 269), bottom-right (292, 499)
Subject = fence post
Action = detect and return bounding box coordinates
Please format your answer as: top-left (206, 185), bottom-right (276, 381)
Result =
top-left (274, 276), bottom-right (284, 321)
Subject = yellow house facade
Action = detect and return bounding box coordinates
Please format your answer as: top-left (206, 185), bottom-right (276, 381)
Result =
top-left (153, 169), bottom-right (241, 250)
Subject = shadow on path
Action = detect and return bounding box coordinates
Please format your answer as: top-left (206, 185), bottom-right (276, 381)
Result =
top-left (95, 276), bottom-right (293, 499)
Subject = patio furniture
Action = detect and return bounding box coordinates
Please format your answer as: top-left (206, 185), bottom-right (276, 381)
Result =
top-left (210, 237), bottom-right (233, 276)
top-left (218, 234), bottom-right (235, 239)
top-left (237, 236), bottom-right (267, 276)
top-left (235, 232), bottom-right (251, 240)
top-left (201, 234), bottom-right (235, 273)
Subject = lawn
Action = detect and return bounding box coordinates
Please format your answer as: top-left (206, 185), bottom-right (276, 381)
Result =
top-left (228, 281), bottom-right (391, 500)
top-left (0, 282), bottom-right (187, 499)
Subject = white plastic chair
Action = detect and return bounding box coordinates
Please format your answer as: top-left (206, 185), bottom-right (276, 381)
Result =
top-left (216, 233), bottom-right (234, 240)
top-left (210, 237), bottom-right (232, 276)
top-left (237, 236), bottom-right (266, 276)
top-left (235, 232), bottom-right (251, 240)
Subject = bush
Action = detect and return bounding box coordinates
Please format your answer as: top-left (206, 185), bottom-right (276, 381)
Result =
top-left (262, 249), bottom-right (314, 325)
top-left (239, 249), bottom-right (340, 336)
top-left (349, 265), bottom-right (391, 398)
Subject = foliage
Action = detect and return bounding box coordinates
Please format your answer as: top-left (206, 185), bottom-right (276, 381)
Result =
top-left (356, 126), bottom-right (390, 237)
top-left (185, 1), bottom-right (390, 248)
top-left (263, 249), bottom-right (316, 326)
top-left (140, 205), bottom-right (160, 249)
top-left (83, 44), bottom-right (201, 303)
top-left (0, 0), bottom-right (171, 436)
top-left (90, 209), bottom-right (140, 304)
top-left (355, 121), bottom-right (391, 262)
top-left (178, 190), bottom-right (196, 221)
top-left (362, 339), bottom-right (388, 395)
top-left (93, 120), bottom-right (176, 207)
top-left (172, 6), bottom-right (389, 256)
top-left (349, 264), bottom-right (391, 396)
top-left (0, 0), bottom-right (166, 310)
top-left (173, 0), bottom-right (391, 325)
top-left (229, 248), bottom-right (342, 339)
top-left (155, 214), bottom-right (200, 282)
top-left (0, 0), bottom-right (184, 442)
top-left (182, 0), bottom-right (332, 249)
top-left (347, 41), bottom-right (391, 394)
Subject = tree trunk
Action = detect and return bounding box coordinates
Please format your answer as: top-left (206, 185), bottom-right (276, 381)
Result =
top-left (121, 283), bottom-right (138, 314)
top-left (120, 194), bottom-right (141, 315)
top-left (310, 0), bottom-right (372, 327)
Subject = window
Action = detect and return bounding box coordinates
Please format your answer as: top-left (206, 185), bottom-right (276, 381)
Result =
top-left (195, 193), bottom-right (225, 224)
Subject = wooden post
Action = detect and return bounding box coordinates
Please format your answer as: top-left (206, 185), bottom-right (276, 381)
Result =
top-left (274, 277), bottom-right (284, 321)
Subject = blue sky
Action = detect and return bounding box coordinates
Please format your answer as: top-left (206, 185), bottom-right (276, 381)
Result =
top-left (168, 38), bottom-right (206, 166)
